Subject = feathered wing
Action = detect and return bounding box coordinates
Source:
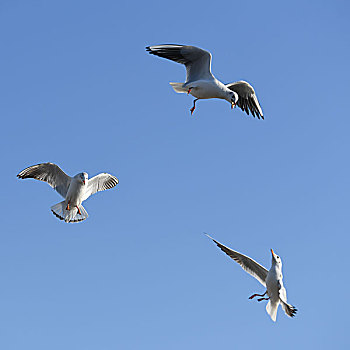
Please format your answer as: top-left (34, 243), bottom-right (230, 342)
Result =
top-left (226, 81), bottom-right (264, 119)
top-left (82, 173), bottom-right (119, 201)
top-left (146, 44), bottom-right (213, 83)
top-left (206, 234), bottom-right (268, 286)
top-left (17, 162), bottom-right (71, 197)
top-left (278, 280), bottom-right (297, 318)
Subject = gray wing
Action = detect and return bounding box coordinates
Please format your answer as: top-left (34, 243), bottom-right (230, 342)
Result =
top-left (82, 173), bottom-right (119, 201)
top-left (278, 280), bottom-right (297, 317)
top-left (206, 234), bottom-right (268, 286)
top-left (278, 280), bottom-right (288, 303)
top-left (226, 81), bottom-right (264, 119)
top-left (17, 162), bottom-right (71, 197)
top-left (146, 44), bottom-right (213, 83)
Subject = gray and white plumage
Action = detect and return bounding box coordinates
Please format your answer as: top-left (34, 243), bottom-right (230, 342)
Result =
top-left (17, 163), bottom-right (119, 223)
top-left (146, 44), bottom-right (263, 119)
top-left (226, 81), bottom-right (263, 119)
top-left (206, 234), bottom-right (297, 322)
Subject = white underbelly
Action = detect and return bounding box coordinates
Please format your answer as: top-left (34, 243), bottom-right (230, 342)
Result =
top-left (66, 183), bottom-right (84, 206)
top-left (266, 274), bottom-right (280, 300)
top-left (188, 80), bottom-right (226, 100)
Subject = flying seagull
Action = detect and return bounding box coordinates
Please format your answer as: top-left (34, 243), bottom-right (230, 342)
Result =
top-left (17, 163), bottom-right (119, 223)
top-left (146, 44), bottom-right (263, 118)
top-left (205, 234), bottom-right (297, 322)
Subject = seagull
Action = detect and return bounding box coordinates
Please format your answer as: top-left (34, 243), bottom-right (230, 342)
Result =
top-left (17, 163), bottom-right (119, 223)
top-left (146, 44), bottom-right (263, 118)
top-left (205, 234), bottom-right (297, 322)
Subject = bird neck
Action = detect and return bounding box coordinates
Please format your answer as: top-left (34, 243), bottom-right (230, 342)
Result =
top-left (271, 260), bottom-right (281, 272)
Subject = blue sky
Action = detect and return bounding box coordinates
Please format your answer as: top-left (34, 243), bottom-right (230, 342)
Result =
top-left (1, 0), bottom-right (349, 349)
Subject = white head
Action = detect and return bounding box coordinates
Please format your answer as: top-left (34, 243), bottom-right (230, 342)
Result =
top-left (75, 172), bottom-right (88, 185)
top-left (271, 249), bottom-right (282, 268)
top-left (225, 90), bottom-right (239, 109)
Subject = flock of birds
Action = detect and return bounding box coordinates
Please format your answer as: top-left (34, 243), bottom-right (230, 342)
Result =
top-left (17, 44), bottom-right (296, 322)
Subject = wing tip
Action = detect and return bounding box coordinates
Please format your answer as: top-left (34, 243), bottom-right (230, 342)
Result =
top-left (203, 232), bottom-right (215, 242)
top-left (288, 305), bottom-right (298, 318)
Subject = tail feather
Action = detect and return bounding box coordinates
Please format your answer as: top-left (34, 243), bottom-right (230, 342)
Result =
top-left (281, 301), bottom-right (297, 318)
top-left (266, 300), bottom-right (279, 322)
top-left (51, 201), bottom-right (88, 223)
top-left (169, 82), bottom-right (188, 93)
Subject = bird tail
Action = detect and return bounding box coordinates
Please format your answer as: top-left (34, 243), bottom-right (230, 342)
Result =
top-left (266, 300), bottom-right (279, 322)
top-left (281, 301), bottom-right (297, 318)
top-left (169, 82), bottom-right (188, 93)
top-left (50, 201), bottom-right (88, 223)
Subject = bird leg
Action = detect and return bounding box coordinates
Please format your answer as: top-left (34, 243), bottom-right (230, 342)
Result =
top-left (76, 206), bottom-right (82, 215)
top-left (190, 99), bottom-right (199, 115)
top-left (249, 291), bottom-right (267, 300)
top-left (257, 297), bottom-right (270, 302)
top-left (66, 202), bottom-right (70, 211)
top-left (187, 88), bottom-right (192, 95)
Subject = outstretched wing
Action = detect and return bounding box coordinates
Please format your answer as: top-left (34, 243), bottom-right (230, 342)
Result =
top-left (226, 81), bottom-right (264, 119)
top-left (206, 234), bottom-right (268, 286)
top-left (146, 44), bottom-right (213, 83)
top-left (17, 162), bottom-right (71, 198)
top-left (82, 173), bottom-right (119, 201)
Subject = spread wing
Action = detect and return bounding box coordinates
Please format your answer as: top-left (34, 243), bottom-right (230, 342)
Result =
top-left (82, 173), bottom-right (119, 201)
top-left (146, 44), bottom-right (213, 83)
top-left (226, 81), bottom-right (264, 119)
top-left (206, 234), bottom-right (268, 286)
top-left (17, 162), bottom-right (71, 198)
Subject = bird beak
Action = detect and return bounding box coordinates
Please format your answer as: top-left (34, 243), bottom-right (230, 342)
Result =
top-left (271, 248), bottom-right (275, 257)
top-left (231, 102), bottom-right (236, 109)
top-left (83, 180), bottom-right (85, 185)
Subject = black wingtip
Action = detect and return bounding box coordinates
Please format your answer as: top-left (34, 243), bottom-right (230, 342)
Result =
top-left (203, 232), bottom-right (212, 239)
top-left (286, 304), bottom-right (298, 318)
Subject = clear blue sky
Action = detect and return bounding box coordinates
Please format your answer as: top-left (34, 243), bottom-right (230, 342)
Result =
top-left (1, 0), bottom-right (349, 349)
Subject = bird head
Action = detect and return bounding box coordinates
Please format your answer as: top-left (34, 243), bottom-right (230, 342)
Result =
top-left (271, 249), bottom-right (282, 267)
top-left (77, 172), bottom-right (88, 185)
top-left (227, 90), bottom-right (238, 109)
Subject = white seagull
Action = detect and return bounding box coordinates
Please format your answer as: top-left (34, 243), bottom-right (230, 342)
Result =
top-left (17, 163), bottom-right (119, 223)
top-left (206, 234), bottom-right (297, 322)
top-left (146, 44), bottom-right (263, 118)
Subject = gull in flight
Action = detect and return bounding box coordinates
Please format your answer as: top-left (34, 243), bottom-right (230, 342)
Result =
top-left (205, 234), bottom-right (297, 322)
top-left (146, 44), bottom-right (263, 118)
top-left (17, 163), bottom-right (119, 223)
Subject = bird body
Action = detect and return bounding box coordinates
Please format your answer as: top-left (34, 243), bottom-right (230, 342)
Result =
top-left (206, 234), bottom-right (297, 322)
top-left (266, 261), bottom-right (282, 299)
top-left (65, 173), bottom-right (88, 208)
top-left (17, 163), bottom-right (119, 223)
top-left (183, 79), bottom-right (236, 101)
top-left (265, 262), bottom-right (283, 322)
top-left (146, 44), bottom-right (263, 118)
